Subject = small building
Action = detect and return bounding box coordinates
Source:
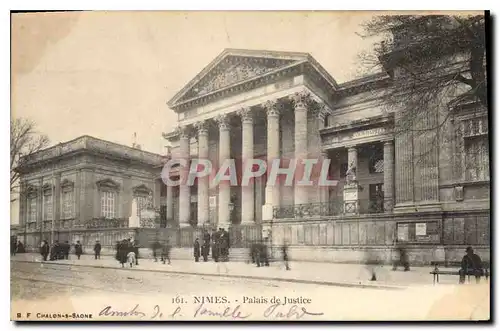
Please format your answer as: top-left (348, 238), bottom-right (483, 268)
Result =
top-left (15, 135), bottom-right (168, 253)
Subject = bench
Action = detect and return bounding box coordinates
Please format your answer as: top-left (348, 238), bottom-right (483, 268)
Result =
top-left (430, 261), bottom-right (490, 284)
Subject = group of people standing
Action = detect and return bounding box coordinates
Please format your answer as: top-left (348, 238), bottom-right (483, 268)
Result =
top-left (39, 240), bottom-right (83, 261)
top-left (193, 228), bottom-right (230, 263)
top-left (151, 240), bottom-right (172, 265)
top-left (115, 238), bottom-right (140, 268)
top-left (10, 237), bottom-right (25, 256)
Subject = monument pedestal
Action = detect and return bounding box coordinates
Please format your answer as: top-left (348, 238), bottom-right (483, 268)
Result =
top-left (343, 182), bottom-right (360, 214)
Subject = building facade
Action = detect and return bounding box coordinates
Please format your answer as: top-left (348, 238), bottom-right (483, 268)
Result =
top-left (15, 135), bottom-right (167, 253)
top-left (162, 48), bottom-right (490, 264)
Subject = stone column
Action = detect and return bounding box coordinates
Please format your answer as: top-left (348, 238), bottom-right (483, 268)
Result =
top-left (216, 114), bottom-right (231, 230)
top-left (178, 127), bottom-right (191, 227)
top-left (166, 184), bottom-right (173, 222)
top-left (343, 145), bottom-right (359, 214)
top-left (263, 100), bottom-right (281, 215)
top-left (394, 109), bottom-right (415, 210)
top-left (18, 181), bottom-right (26, 228)
top-left (383, 140), bottom-right (395, 211)
top-left (196, 121), bottom-right (210, 226)
top-left (292, 91), bottom-right (310, 206)
top-left (319, 150), bottom-right (329, 206)
top-left (54, 173), bottom-right (61, 222)
top-left (238, 107), bottom-right (255, 224)
top-left (37, 178), bottom-right (43, 227)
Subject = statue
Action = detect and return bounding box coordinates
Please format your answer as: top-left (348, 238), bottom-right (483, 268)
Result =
top-left (346, 161), bottom-right (357, 183)
top-left (129, 198), bottom-right (140, 228)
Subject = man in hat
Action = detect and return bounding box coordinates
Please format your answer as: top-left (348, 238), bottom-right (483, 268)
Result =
top-left (459, 246), bottom-right (484, 284)
top-left (94, 240), bottom-right (102, 260)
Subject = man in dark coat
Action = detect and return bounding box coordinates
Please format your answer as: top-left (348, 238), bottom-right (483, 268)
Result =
top-left (161, 240), bottom-right (171, 265)
top-left (10, 237), bottom-right (17, 256)
top-left (133, 240), bottom-right (140, 265)
top-left (222, 229), bottom-right (230, 261)
top-left (94, 240), bottom-right (102, 259)
top-left (211, 229), bottom-right (219, 262)
top-left (49, 241), bottom-right (60, 261)
top-left (282, 241), bottom-right (290, 270)
top-left (117, 239), bottom-right (129, 267)
top-left (74, 241), bottom-right (83, 260)
top-left (40, 240), bottom-right (50, 261)
top-left (202, 231), bottom-right (210, 262)
top-left (63, 241), bottom-right (70, 259)
top-left (459, 246), bottom-right (484, 284)
top-left (194, 238), bottom-right (201, 262)
top-left (152, 240), bottom-right (161, 262)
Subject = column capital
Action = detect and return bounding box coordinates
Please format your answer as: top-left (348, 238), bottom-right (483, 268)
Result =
top-left (345, 144), bottom-right (358, 151)
top-left (263, 100), bottom-right (281, 117)
top-left (215, 114), bottom-right (230, 131)
top-left (237, 107), bottom-right (253, 123)
top-left (382, 138), bottom-right (394, 145)
top-left (312, 102), bottom-right (332, 121)
top-left (290, 90), bottom-right (312, 109)
top-left (194, 121), bottom-right (208, 136)
top-left (175, 126), bottom-right (191, 140)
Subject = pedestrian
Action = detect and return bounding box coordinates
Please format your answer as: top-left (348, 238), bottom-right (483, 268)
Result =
top-left (63, 241), bottom-right (70, 259)
top-left (74, 241), bottom-right (83, 260)
top-left (222, 228), bottom-right (230, 262)
top-left (282, 241), bottom-right (290, 271)
top-left (459, 246), bottom-right (484, 284)
top-left (40, 240), bottom-right (49, 261)
top-left (49, 240), bottom-right (59, 261)
top-left (117, 239), bottom-right (129, 268)
top-left (11, 237), bottom-right (17, 256)
top-left (202, 231), bottom-right (210, 262)
top-left (392, 242), bottom-right (410, 271)
top-left (211, 229), bottom-right (219, 263)
top-left (133, 240), bottom-right (140, 266)
top-left (152, 240), bottom-right (161, 262)
top-left (161, 240), bottom-right (171, 265)
top-left (194, 238), bottom-right (201, 262)
top-left (94, 240), bottom-right (101, 260)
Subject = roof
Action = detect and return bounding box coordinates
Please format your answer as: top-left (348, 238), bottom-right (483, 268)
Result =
top-left (16, 135), bottom-right (168, 172)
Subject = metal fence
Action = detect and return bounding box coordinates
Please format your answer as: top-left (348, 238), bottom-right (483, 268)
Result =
top-left (274, 199), bottom-right (395, 219)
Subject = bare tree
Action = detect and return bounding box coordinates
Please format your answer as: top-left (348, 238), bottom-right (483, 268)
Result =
top-left (11, 118), bottom-right (50, 202)
top-left (358, 14), bottom-right (487, 161)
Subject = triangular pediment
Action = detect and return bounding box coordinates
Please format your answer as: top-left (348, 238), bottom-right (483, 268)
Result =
top-left (168, 49), bottom-right (311, 107)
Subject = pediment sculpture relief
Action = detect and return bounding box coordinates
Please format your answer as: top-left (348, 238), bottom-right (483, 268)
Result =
top-left (181, 58), bottom-right (294, 101)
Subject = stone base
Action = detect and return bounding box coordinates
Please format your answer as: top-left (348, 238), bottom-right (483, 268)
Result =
top-left (128, 215), bottom-right (140, 228)
top-left (262, 204), bottom-right (273, 221)
top-left (414, 202), bottom-right (442, 213)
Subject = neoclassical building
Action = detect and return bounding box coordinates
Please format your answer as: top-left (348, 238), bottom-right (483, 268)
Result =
top-left (162, 48), bottom-right (490, 263)
top-left (15, 135), bottom-right (167, 252)
top-left (15, 48), bottom-right (489, 264)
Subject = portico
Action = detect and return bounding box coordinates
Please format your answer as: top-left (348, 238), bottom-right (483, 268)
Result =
top-left (163, 49), bottom-right (335, 229)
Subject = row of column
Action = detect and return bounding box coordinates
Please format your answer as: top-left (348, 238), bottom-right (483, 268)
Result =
top-left (169, 91), bottom-right (331, 228)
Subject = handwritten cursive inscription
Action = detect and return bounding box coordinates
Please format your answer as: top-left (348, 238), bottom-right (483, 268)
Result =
top-left (99, 304), bottom-right (146, 318)
top-left (263, 303), bottom-right (324, 320)
top-left (193, 302), bottom-right (251, 319)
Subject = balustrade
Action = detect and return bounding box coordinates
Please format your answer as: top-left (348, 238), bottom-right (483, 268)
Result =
top-left (273, 199), bottom-right (394, 219)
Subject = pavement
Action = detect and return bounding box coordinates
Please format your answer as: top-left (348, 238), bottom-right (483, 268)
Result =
top-left (11, 252), bottom-right (465, 289)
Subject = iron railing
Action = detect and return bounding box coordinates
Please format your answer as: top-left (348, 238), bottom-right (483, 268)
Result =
top-left (273, 199), bottom-right (394, 219)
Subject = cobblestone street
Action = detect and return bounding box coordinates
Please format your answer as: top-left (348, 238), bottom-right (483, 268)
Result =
top-left (11, 257), bottom-right (490, 321)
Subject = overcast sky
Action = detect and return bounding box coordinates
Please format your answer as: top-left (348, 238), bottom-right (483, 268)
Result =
top-left (12, 11), bottom-right (381, 156)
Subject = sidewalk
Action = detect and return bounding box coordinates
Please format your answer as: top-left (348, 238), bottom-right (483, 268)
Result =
top-left (11, 253), bottom-right (460, 289)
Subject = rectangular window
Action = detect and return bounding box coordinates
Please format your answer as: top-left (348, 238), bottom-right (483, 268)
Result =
top-left (136, 196), bottom-right (148, 216)
top-left (61, 190), bottom-right (74, 219)
top-left (43, 194), bottom-right (53, 220)
top-left (101, 191), bottom-right (116, 219)
top-left (28, 197), bottom-right (37, 223)
top-left (465, 136), bottom-right (489, 181)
